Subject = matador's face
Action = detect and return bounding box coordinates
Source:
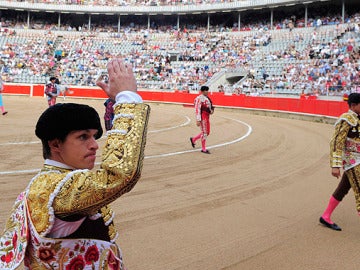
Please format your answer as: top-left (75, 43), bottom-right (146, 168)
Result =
top-left (351, 103), bottom-right (360, 115)
top-left (50, 129), bottom-right (99, 169)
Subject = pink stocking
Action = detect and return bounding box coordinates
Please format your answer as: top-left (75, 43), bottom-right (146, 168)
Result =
top-left (321, 196), bottom-right (340, 224)
top-left (201, 137), bottom-right (206, 151)
top-left (192, 133), bottom-right (202, 143)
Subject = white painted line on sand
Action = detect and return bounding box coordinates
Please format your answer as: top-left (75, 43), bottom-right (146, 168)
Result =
top-left (0, 116), bottom-right (251, 175)
top-left (145, 116), bottom-right (252, 159)
top-left (0, 115), bottom-right (191, 147)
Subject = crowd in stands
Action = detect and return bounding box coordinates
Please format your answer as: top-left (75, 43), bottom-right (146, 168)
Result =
top-left (233, 19), bottom-right (360, 96)
top-left (2, 0), bottom-right (247, 7)
top-left (0, 9), bottom-right (359, 96)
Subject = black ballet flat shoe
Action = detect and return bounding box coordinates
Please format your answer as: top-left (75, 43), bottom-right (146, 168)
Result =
top-left (201, 150), bottom-right (211, 154)
top-left (319, 217), bottom-right (342, 231)
top-left (190, 137), bottom-right (195, 148)
top-left (2, 111), bottom-right (8, 115)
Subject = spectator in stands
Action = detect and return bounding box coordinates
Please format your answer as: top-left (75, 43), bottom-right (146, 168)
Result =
top-left (316, 18), bottom-right (322, 29)
top-left (276, 79), bottom-right (285, 89)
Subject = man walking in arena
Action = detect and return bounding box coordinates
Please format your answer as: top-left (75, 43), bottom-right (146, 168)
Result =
top-left (45, 76), bottom-right (60, 107)
top-left (320, 93), bottom-right (360, 231)
top-left (190, 85), bottom-right (214, 154)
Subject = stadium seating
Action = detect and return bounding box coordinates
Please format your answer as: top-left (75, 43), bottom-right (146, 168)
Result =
top-left (0, 3), bottom-right (358, 97)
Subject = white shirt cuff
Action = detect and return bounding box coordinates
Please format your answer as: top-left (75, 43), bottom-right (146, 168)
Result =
top-left (115, 91), bottom-right (143, 104)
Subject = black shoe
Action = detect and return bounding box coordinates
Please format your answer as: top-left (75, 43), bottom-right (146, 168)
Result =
top-left (2, 111), bottom-right (7, 115)
top-left (190, 137), bottom-right (195, 148)
top-left (201, 150), bottom-right (211, 154)
top-left (319, 217), bottom-right (342, 231)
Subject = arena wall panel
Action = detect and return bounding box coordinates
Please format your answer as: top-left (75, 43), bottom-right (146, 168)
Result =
top-left (3, 84), bottom-right (348, 118)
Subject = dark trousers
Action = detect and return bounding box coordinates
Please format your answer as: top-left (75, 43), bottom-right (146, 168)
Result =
top-left (333, 173), bottom-right (351, 201)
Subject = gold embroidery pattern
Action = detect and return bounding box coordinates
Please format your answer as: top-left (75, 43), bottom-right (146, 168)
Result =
top-left (346, 166), bottom-right (360, 211)
top-left (330, 111), bottom-right (360, 168)
top-left (101, 206), bottom-right (114, 225)
top-left (330, 121), bottom-right (348, 168)
top-left (27, 170), bottom-right (70, 234)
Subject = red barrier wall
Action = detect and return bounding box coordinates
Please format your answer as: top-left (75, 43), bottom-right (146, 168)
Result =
top-left (2, 84), bottom-right (348, 118)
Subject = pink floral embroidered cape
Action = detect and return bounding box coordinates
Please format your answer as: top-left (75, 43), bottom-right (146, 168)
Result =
top-left (0, 191), bottom-right (122, 270)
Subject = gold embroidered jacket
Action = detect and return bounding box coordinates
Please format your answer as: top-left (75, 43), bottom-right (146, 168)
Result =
top-left (26, 103), bottom-right (150, 237)
top-left (330, 109), bottom-right (359, 169)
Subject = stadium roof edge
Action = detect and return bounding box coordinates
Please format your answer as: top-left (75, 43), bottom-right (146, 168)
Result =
top-left (0, 0), bottom-right (338, 15)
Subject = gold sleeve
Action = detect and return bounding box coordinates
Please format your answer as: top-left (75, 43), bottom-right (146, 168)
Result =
top-left (53, 103), bottom-right (150, 218)
top-left (330, 120), bottom-right (350, 168)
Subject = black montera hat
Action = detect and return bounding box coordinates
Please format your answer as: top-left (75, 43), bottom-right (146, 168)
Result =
top-left (200, 85), bottom-right (209, 91)
top-left (35, 103), bottom-right (103, 141)
top-left (50, 76), bottom-right (57, 81)
top-left (347, 93), bottom-right (360, 106)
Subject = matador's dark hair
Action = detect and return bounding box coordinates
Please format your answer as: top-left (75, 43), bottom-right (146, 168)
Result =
top-left (347, 93), bottom-right (360, 107)
top-left (200, 85), bottom-right (209, 91)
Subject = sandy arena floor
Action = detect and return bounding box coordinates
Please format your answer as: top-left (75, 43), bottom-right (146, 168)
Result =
top-left (0, 95), bottom-right (359, 270)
